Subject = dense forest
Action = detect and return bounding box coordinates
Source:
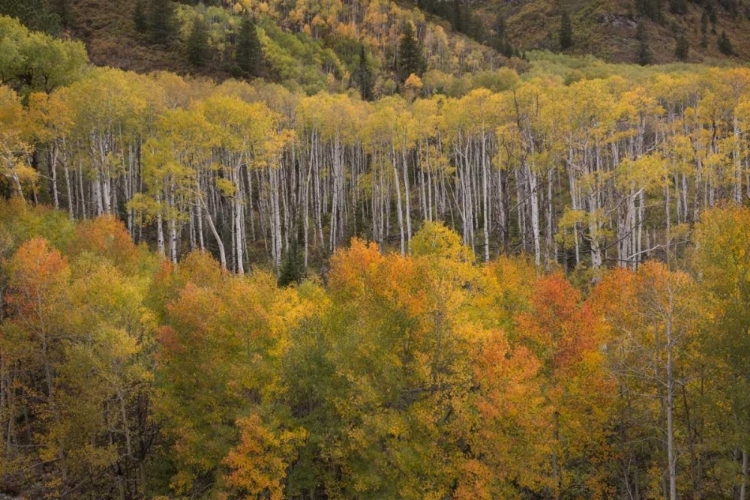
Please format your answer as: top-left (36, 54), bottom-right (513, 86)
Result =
top-left (3, 0), bottom-right (750, 498)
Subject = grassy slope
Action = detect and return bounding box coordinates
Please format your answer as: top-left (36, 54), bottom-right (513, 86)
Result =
top-left (67, 0), bottom-right (191, 74)
top-left (479, 0), bottom-right (749, 64)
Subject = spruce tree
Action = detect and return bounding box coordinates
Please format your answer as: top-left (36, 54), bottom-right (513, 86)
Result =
top-left (187, 17), bottom-right (209, 67)
top-left (669, 0), bottom-right (687, 15)
top-left (53, 0), bottom-right (71, 29)
top-left (718, 30), bottom-right (734, 55)
top-left (636, 22), bottom-right (653, 65)
top-left (133, 0), bottom-right (148, 33)
top-left (278, 242), bottom-right (305, 287)
top-left (397, 22), bottom-right (425, 82)
top-left (560, 11), bottom-right (573, 50)
top-left (236, 17), bottom-right (261, 76)
top-left (0, 0), bottom-right (61, 34)
top-left (149, 0), bottom-right (176, 45)
top-left (493, 13), bottom-right (506, 50)
top-left (638, 0), bottom-right (663, 21)
top-left (356, 44), bottom-right (373, 101)
top-left (675, 34), bottom-right (689, 60)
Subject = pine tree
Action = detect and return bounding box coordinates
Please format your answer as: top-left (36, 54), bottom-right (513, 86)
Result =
top-left (133, 0), bottom-right (148, 33)
top-left (718, 30), bottom-right (734, 55)
top-left (669, 0), bottom-right (687, 15)
top-left (560, 11), bottom-right (573, 50)
top-left (0, 0), bottom-right (61, 34)
top-left (493, 13), bottom-right (506, 50)
top-left (637, 0), bottom-right (662, 21)
top-left (53, 0), bottom-right (71, 29)
top-left (675, 34), bottom-right (689, 60)
top-left (636, 22), bottom-right (653, 65)
top-left (451, 0), bottom-right (464, 33)
top-left (236, 17), bottom-right (261, 76)
top-left (356, 44), bottom-right (373, 101)
top-left (397, 22), bottom-right (425, 82)
top-left (278, 242), bottom-right (305, 287)
top-left (187, 17), bottom-right (209, 67)
top-left (149, 0), bottom-right (176, 45)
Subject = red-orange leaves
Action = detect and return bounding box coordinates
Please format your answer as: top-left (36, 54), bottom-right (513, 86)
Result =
top-left (6, 237), bottom-right (71, 334)
top-left (68, 215), bottom-right (144, 274)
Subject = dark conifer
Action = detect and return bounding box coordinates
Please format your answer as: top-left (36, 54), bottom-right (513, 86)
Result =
top-left (718, 30), bottom-right (734, 54)
top-left (675, 34), bottom-right (689, 60)
top-left (356, 44), bottom-right (373, 101)
top-left (397, 22), bottom-right (425, 82)
top-left (149, 0), bottom-right (176, 45)
top-left (187, 17), bottom-right (209, 67)
top-left (133, 0), bottom-right (148, 33)
top-left (560, 11), bottom-right (573, 50)
top-left (236, 17), bottom-right (262, 76)
top-left (636, 22), bottom-right (653, 65)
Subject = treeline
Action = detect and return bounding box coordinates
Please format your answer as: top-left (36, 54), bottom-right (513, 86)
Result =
top-left (1, 200), bottom-right (750, 500)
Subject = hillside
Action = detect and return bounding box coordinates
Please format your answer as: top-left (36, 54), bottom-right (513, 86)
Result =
top-left (0, 0), bottom-right (523, 96)
top-left (468, 0), bottom-right (750, 64)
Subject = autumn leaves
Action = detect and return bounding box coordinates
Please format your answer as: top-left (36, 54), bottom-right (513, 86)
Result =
top-left (3, 205), bottom-right (747, 499)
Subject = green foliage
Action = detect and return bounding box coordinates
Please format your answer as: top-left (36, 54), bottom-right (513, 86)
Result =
top-left (718, 30), bottom-right (734, 54)
top-left (636, 22), bottom-right (653, 65)
top-left (133, 0), bottom-right (148, 33)
top-left (186, 16), bottom-right (209, 67)
top-left (149, 0), bottom-right (177, 45)
top-left (636, 0), bottom-right (663, 21)
top-left (397, 22), bottom-right (425, 82)
top-left (0, 16), bottom-right (88, 95)
top-left (278, 242), bottom-right (306, 287)
top-left (560, 11), bottom-right (573, 50)
top-left (0, 0), bottom-right (61, 34)
top-left (675, 34), bottom-right (689, 60)
top-left (356, 44), bottom-right (374, 101)
top-left (669, 0), bottom-right (687, 14)
top-left (236, 17), bottom-right (261, 76)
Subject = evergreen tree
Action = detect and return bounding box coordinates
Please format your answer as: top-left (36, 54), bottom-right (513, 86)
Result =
top-left (53, 0), bottom-right (71, 29)
top-left (149, 0), bottom-right (176, 45)
top-left (669, 0), bottom-right (687, 14)
top-left (493, 13), bottom-right (506, 48)
top-left (636, 22), bottom-right (653, 65)
top-left (637, 0), bottom-right (662, 21)
top-left (356, 44), bottom-right (373, 101)
top-left (0, 0), bottom-right (61, 34)
top-left (133, 0), bottom-right (148, 33)
top-left (451, 0), bottom-right (464, 34)
top-left (560, 11), bottom-right (573, 50)
top-left (397, 22), bottom-right (425, 82)
top-left (700, 10), bottom-right (709, 47)
top-left (278, 242), bottom-right (305, 287)
top-left (718, 30), bottom-right (734, 54)
top-left (675, 34), bottom-right (689, 60)
top-left (187, 17), bottom-right (209, 67)
top-left (236, 17), bottom-right (262, 76)
top-left (492, 13), bottom-right (515, 57)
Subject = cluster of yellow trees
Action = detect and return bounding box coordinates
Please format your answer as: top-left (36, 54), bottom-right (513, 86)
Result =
top-left (5, 29), bottom-right (750, 275)
top-left (1, 200), bottom-right (749, 500)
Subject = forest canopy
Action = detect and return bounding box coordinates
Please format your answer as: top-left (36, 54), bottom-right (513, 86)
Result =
top-left (2, 11), bottom-right (750, 500)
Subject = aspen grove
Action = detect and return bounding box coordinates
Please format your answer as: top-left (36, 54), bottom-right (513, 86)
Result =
top-left (3, 13), bottom-right (750, 500)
